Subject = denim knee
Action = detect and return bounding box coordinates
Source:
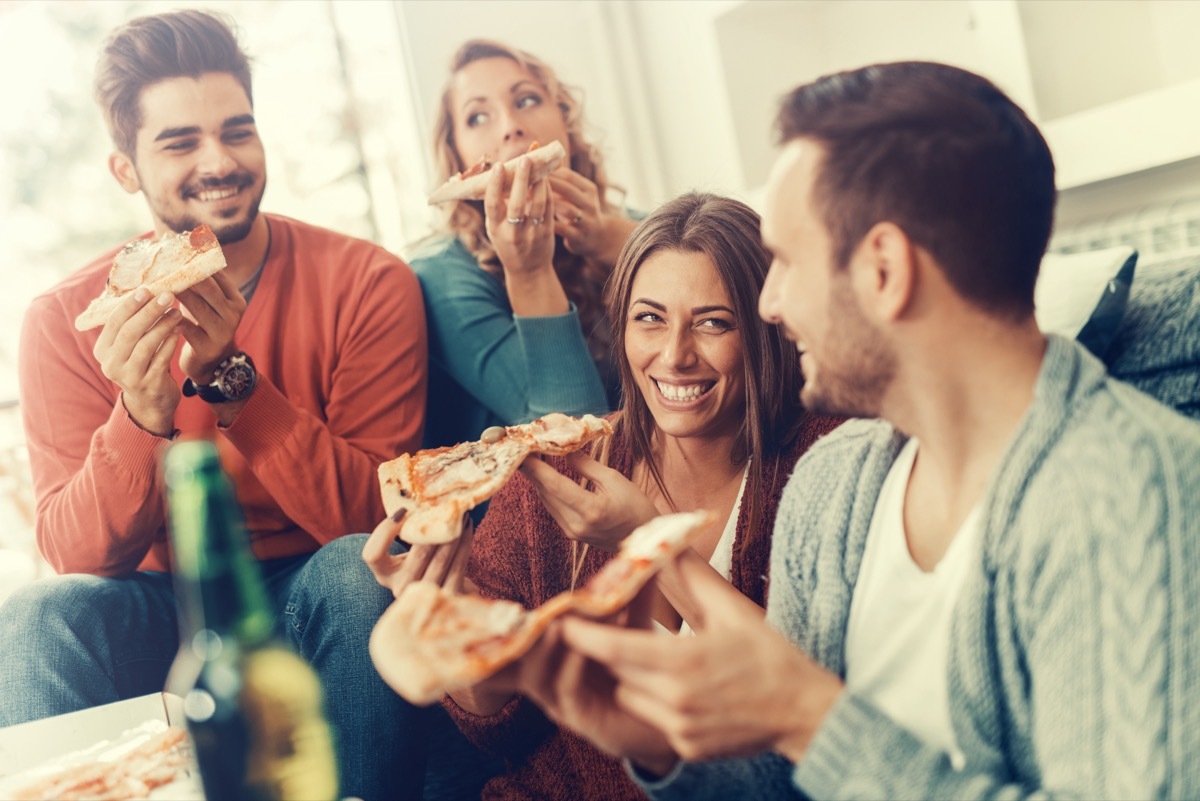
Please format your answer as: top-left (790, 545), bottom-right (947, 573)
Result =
top-left (286, 534), bottom-right (395, 637)
top-left (0, 574), bottom-right (114, 639)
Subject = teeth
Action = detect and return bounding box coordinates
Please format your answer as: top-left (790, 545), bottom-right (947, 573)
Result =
top-left (195, 187), bottom-right (238, 202)
top-left (655, 381), bottom-right (710, 401)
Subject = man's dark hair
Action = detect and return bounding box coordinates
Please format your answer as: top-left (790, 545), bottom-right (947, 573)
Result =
top-left (776, 61), bottom-right (1056, 318)
top-left (94, 9), bottom-right (253, 156)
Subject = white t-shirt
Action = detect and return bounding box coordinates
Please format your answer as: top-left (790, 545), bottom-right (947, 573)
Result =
top-left (706, 464), bottom-right (747, 583)
top-left (843, 439), bottom-right (980, 770)
top-left (658, 465), bottom-right (748, 637)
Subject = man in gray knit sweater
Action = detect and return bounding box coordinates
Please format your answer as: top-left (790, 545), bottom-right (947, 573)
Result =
top-left (519, 62), bottom-right (1200, 799)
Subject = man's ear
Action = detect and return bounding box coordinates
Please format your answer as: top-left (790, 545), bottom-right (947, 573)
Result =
top-left (850, 221), bottom-right (915, 323)
top-left (108, 151), bottom-right (141, 194)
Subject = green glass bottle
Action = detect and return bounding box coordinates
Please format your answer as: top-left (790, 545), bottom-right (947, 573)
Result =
top-left (164, 440), bottom-right (339, 801)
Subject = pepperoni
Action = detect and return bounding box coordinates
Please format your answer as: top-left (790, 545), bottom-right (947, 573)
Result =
top-left (459, 156), bottom-right (493, 180)
top-left (188, 225), bottom-right (218, 250)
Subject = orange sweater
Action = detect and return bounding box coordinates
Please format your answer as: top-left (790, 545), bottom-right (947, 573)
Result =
top-left (19, 214), bottom-right (427, 575)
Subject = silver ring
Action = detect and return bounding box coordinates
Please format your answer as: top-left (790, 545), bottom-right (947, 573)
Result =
top-left (572, 214), bottom-right (583, 224)
top-left (506, 216), bottom-right (525, 225)
top-left (530, 217), bottom-right (544, 225)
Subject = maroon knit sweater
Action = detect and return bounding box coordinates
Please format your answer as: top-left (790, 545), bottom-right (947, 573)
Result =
top-left (443, 413), bottom-right (844, 801)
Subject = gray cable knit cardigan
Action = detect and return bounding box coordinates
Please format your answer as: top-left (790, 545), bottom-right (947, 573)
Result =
top-left (636, 334), bottom-right (1200, 800)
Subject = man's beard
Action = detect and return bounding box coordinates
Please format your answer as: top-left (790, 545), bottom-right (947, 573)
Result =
top-left (144, 171), bottom-right (266, 245)
top-left (801, 279), bottom-right (896, 419)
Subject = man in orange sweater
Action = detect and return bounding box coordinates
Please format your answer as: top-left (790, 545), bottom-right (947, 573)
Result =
top-left (0, 10), bottom-right (430, 800)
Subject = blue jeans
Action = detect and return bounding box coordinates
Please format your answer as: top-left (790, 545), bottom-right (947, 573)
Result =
top-left (290, 535), bottom-right (500, 801)
top-left (0, 535), bottom-right (498, 800)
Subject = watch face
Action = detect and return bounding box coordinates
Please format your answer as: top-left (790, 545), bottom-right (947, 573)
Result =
top-left (219, 362), bottom-right (256, 401)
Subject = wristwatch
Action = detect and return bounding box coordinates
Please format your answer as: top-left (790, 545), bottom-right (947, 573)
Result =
top-left (183, 352), bottom-right (258, 403)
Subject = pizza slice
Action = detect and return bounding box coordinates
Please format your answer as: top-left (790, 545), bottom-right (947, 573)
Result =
top-left (368, 583), bottom-right (557, 706)
top-left (74, 225), bottom-right (227, 331)
top-left (369, 510), bottom-right (712, 705)
top-left (378, 412), bottom-right (612, 545)
top-left (11, 726), bottom-right (193, 801)
top-left (427, 140), bottom-right (567, 205)
top-left (569, 510), bottom-right (711, 617)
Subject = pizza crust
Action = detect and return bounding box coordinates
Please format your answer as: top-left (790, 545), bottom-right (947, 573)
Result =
top-left (378, 412), bottom-right (613, 545)
top-left (74, 226), bottom-right (227, 331)
top-left (426, 140), bottom-right (567, 205)
top-left (8, 726), bottom-right (195, 801)
top-left (369, 510), bottom-right (713, 705)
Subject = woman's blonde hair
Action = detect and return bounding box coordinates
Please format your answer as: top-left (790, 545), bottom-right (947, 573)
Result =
top-left (431, 39), bottom-right (618, 359)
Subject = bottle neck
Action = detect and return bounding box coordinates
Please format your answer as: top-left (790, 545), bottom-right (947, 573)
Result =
top-left (169, 458), bottom-right (275, 648)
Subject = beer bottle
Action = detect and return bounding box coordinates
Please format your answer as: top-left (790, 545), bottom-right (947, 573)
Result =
top-left (164, 440), bottom-right (339, 801)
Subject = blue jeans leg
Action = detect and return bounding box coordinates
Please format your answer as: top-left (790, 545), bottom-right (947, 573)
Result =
top-left (284, 533), bottom-right (439, 801)
top-left (0, 555), bottom-right (308, 729)
top-left (422, 703), bottom-right (504, 801)
top-left (0, 572), bottom-right (179, 727)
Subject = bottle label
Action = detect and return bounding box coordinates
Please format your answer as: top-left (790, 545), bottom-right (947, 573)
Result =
top-left (240, 647), bottom-right (340, 801)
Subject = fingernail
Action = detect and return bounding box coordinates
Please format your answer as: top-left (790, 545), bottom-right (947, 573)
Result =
top-left (156, 292), bottom-right (173, 307)
top-left (480, 425), bottom-right (506, 443)
top-left (134, 287), bottom-right (149, 302)
top-left (391, 508), bottom-right (407, 523)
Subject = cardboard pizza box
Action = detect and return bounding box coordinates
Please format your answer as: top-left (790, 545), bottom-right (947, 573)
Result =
top-left (0, 692), bottom-right (201, 799)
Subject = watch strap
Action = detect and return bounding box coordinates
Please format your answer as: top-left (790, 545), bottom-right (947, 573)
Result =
top-left (183, 352), bottom-right (257, 403)
top-left (182, 376), bottom-right (230, 403)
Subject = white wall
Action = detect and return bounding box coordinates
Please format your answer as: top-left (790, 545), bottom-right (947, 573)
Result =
top-left (620, 0), bottom-right (1200, 231)
top-left (710, 0), bottom-right (993, 192)
top-left (621, 1), bottom-right (747, 202)
top-left (625, 0), bottom-right (1032, 205)
top-left (1019, 0), bottom-right (1164, 121)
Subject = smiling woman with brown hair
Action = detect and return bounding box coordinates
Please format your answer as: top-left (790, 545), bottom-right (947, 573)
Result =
top-left (366, 192), bottom-right (843, 800)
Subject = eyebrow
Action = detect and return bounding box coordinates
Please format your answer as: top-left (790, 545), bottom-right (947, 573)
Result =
top-left (692, 304), bottom-right (736, 315)
top-left (631, 298), bottom-right (735, 316)
top-left (153, 114), bottom-right (256, 142)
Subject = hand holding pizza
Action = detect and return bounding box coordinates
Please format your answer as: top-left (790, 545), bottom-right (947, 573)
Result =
top-left (93, 286), bottom-right (183, 438)
top-left (518, 591), bottom-right (681, 777)
top-left (520, 450), bottom-right (659, 553)
top-left (175, 269), bottom-right (247, 384)
top-left (559, 551), bottom-right (845, 765)
top-left (363, 509), bottom-right (476, 599)
top-left (549, 168), bottom-right (639, 268)
top-left (484, 156), bottom-right (556, 281)
top-left (370, 512), bottom-right (707, 709)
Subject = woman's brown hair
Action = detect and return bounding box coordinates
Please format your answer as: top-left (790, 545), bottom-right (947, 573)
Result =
top-left (607, 192), bottom-right (805, 539)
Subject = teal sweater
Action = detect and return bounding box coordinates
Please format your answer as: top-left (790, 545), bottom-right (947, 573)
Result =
top-left (409, 237), bottom-right (609, 449)
top-left (637, 334), bottom-right (1200, 799)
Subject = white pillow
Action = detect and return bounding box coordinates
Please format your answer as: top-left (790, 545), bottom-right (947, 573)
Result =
top-left (1035, 246), bottom-right (1137, 358)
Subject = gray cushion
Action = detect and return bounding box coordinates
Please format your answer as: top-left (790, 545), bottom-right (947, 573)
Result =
top-left (1104, 257), bottom-right (1200, 419)
top-left (1036, 247), bottom-right (1136, 360)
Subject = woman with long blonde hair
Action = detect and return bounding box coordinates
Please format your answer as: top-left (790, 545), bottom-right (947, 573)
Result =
top-left (411, 39), bottom-right (640, 448)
